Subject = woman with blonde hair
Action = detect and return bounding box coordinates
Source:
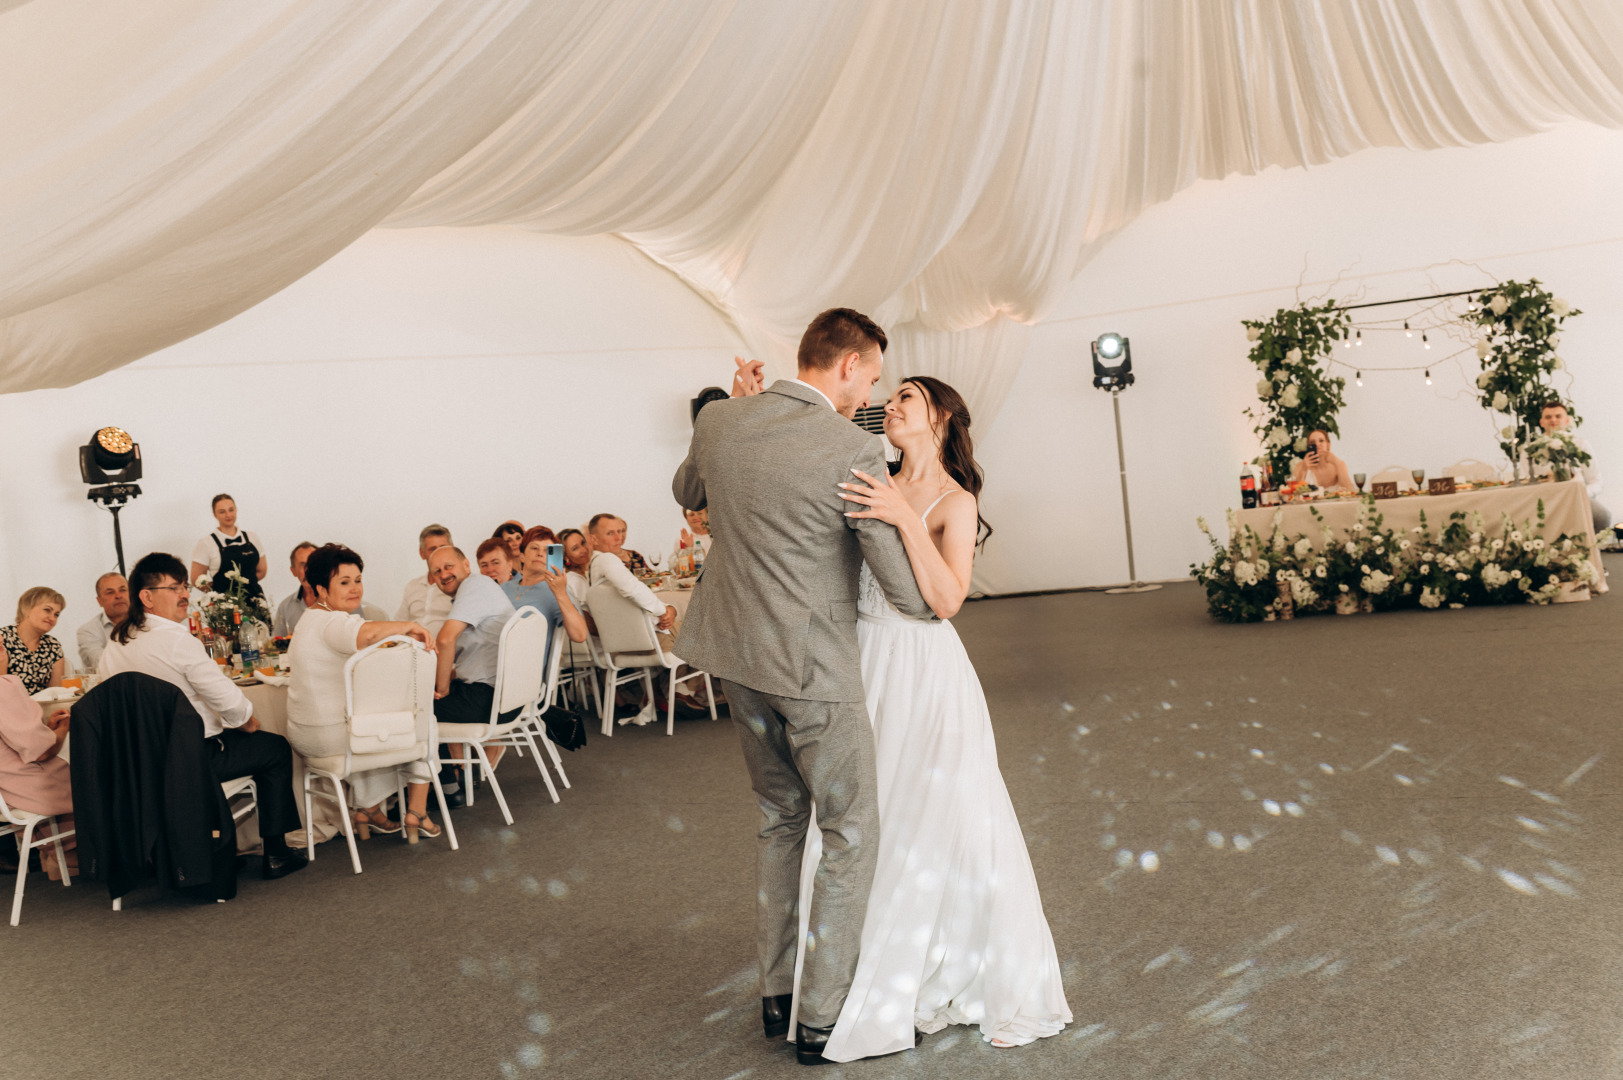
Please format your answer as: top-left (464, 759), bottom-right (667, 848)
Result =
top-left (2, 587), bottom-right (66, 695)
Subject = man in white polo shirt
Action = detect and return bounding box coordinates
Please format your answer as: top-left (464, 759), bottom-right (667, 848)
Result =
top-left (396, 524), bottom-right (456, 636)
top-left (99, 552), bottom-right (306, 879)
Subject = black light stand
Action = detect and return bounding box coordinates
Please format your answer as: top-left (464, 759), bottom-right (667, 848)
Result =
top-left (1091, 334), bottom-right (1161, 595)
top-left (79, 428), bottom-right (142, 577)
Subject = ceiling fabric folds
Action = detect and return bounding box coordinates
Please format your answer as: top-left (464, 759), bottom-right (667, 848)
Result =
top-left (3, 0), bottom-right (1623, 424)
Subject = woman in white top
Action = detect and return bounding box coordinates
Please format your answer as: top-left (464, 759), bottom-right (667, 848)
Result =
top-left (1288, 430), bottom-right (1355, 492)
top-left (189, 493), bottom-right (268, 598)
top-left (286, 544), bottom-right (442, 842)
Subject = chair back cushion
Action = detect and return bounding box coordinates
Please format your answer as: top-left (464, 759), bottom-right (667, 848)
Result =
top-left (345, 638), bottom-right (432, 754)
top-left (494, 607), bottom-right (549, 716)
top-left (585, 583), bottom-right (658, 657)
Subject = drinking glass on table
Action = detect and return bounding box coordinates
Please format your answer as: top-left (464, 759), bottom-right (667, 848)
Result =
top-left (1353, 472), bottom-right (1366, 494)
top-left (1411, 468), bottom-right (1426, 492)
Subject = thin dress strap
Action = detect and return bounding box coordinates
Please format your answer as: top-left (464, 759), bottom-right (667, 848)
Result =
top-left (921, 491), bottom-right (955, 522)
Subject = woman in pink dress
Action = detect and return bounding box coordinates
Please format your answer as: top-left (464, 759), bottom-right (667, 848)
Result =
top-left (0, 641), bottom-right (73, 878)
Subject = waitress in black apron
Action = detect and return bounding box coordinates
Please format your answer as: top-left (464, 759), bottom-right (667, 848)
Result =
top-left (189, 493), bottom-right (267, 599)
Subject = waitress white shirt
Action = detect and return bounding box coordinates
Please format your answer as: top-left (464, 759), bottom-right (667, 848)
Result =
top-left (98, 615), bottom-right (251, 738)
top-left (191, 529), bottom-right (265, 582)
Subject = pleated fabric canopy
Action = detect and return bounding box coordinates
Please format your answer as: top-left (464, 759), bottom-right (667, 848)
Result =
top-left (3, 0), bottom-right (1623, 426)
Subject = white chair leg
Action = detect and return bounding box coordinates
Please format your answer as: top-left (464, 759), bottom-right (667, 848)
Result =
top-left (600, 668), bottom-right (618, 736)
top-left (10, 819), bottom-right (37, 926)
top-left (303, 771), bottom-right (316, 859)
top-left (52, 827), bottom-right (71, 888)
top-left (520, 728), bottom-right (560, 803)
top-left (327, 774), bottom-right (362, 875)
top-left (665, 668), bottom-right (677, 736)
top-left (704, 673), bottom-right (718, 721)
top-left (541, 730), bottom-right (570, 789)
top-left (480, 748), bottom-right (515, 825)
top-left (112, 897), bottom-right (121, 911)
top-left (463, 744), bottom-right (476, 807)
top-left (430, 769), bottom-right (459, 851)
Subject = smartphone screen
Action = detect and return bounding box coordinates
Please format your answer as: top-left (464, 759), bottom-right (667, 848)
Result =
top-left (546, 543), bottom-right (564, 575)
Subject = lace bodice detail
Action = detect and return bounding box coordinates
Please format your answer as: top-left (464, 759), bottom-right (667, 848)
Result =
top-left (857, 561), bottom-right (898, 618)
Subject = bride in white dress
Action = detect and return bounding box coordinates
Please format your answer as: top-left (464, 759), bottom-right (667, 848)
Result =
top-left (789, 375), bottom-right (1071, 1061)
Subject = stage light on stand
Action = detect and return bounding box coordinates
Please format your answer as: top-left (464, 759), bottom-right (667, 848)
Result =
top-left (80, 426), bottom-right (142, 577)
top-left (1088, 333), bottom-right (1158, 595)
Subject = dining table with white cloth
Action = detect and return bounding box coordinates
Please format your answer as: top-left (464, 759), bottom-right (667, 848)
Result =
top-left (239, 680), bottom-right (346, 851)
top-left (1232, 477), bottom-right (1606, 593)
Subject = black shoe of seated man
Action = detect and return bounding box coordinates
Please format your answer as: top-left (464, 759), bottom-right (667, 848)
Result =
top-left (762, 994), bottom-right (794, 1038)
top-left (262, 851), bottom-right (308, 880)
top-left (796, 1023), bottom-right (835, 1066)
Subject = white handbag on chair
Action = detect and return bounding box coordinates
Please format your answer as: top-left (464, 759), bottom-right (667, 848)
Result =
top-left (347, 644), bottom-right (422, 754)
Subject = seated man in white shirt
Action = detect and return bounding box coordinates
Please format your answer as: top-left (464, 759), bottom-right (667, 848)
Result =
top-left (98, 552), bottom-right (307, 879)
top-left (1539, 401), bottom-right (1611, 535)
top-left (76, 571), bottom-right (128, 672)
top-left (272, 542), bottom-right (317, 636)
top-left (396, 524), bottom-right (456, 636)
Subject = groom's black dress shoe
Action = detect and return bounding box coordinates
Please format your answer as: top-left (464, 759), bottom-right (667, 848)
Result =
top-left (796, 1023), bottom-right (834, 1066)
top-left (762, 994), bottom-right (794, 1038)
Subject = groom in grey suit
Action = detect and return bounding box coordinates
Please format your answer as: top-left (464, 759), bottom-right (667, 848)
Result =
top-left (672, 308), bottom-right (932, 1065)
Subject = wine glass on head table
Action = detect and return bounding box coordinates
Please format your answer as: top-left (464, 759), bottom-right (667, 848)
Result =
top-left (1411, 468), bottom-right (1426, 493)
top-left (1353, 472), bottom-right (1367, 494)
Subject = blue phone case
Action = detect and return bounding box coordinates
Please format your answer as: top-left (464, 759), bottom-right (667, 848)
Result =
top-left (546, 544), bottom-right (564, 574)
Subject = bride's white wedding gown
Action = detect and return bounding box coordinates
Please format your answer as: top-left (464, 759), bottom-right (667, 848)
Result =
top-left (790, 522), bottom-right (1071, 1060)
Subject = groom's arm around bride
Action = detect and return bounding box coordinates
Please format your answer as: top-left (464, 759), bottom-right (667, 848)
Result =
top-left (669, 308), bottom-right (928, 1061)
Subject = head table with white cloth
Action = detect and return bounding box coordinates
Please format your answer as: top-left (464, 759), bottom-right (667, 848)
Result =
top-left (1231, 477), bottom-right (1606, 594)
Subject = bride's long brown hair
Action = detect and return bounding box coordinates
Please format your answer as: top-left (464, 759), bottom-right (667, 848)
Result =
top-left (892, 375), bottom-right (992, 546)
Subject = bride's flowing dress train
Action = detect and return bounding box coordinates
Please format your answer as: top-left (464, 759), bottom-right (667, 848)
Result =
top-left (791, 522), bottom-right (1071, 1060)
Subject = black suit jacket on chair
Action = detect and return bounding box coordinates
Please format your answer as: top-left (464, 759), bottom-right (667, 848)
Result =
top-left (69, 672), bottom-right (237, 901)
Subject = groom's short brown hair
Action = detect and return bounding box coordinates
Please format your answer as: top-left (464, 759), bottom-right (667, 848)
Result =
top-left (798, 308), bottom-right (888, 371)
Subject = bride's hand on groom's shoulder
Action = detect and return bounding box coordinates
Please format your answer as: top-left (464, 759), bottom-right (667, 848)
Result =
top-left (730, 356), bottom-right (765, 397)
top-left (839, 468), bottom-right (914, 527)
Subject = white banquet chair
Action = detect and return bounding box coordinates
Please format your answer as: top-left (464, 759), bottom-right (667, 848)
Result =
top-left (435, 606), bottom-right (557, 825)
top-left (517, 633), bottom-right (572, 792)
top-left (1444, 458), bottom-right (1499, 483)
top-left (0, 790), bottom-right (74, 926)
top-left (585, 583), bottom-right (717, 737)
top-left (301, 636), bottom-right (455, 874)
top-left (1369, 465), bottom-right (1415, 491)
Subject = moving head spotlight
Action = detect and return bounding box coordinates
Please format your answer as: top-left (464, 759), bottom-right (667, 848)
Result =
top-left (1091, 333), bottom-right (1133, 389)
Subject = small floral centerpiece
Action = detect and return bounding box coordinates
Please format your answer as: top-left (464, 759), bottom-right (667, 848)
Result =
top-left (1522, 428), bottom-right (1591, 483)
top-left (193, 567), bottom-right (272, 642)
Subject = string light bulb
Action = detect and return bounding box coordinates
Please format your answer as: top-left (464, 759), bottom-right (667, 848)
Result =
top-left (1404, 321), bottom-right (1412, 338)
top-left (1355, 371), bottom-right (1363, 387)
top-left (1355, 329), bottom-right (1363, 347)
top-left (1422, 332), bottom-right (1430, 349)
top-left (1425, 369), bottom-right (1432, 385)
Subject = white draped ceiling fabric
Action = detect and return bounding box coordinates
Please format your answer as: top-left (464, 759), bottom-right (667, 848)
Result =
top-left (4, 0), bottom-right (1623, 430)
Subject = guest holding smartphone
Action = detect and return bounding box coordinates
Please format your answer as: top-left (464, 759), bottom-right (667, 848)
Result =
top-left (1288, 429), bottom-right (1355, 492)
top-left (503, 528), bottom-right (590, 657)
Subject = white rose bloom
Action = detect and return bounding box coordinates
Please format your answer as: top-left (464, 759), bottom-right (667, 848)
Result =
top-left (1399, 539), bottom-right (1411, 550)
top-left (1532, 538), bottom-right (1544, 549)
top-left (1501, 426), bottom-right (1517, 440)
top-left (1362, 570), bottom-right (1391, 594)
top-left (1511, 569), bottom-right (1522, 579)
top-left (1315, 566), bottom-right (1327, 579)
top-left (1552, 298), bottom-right (1571, 317)
top-left (1549, 333), bottom-right (1562, 348)
top-left (1286, 347), bottom-right (1302, 363)
top-left (1456, 572), bottom-right (1469, 581)
top-left (1491, 538), bottom-right (1503, 550)
top-left (1552, 355), bottom-right (1564, 371)
top-left (1420, 586), bottom-right (1442, 609)
top-left (1281, 385), bottom-right (1301, 408)
top-left (1257, 378), bottom-right (1275, 398)
top-left (1490, 294), bottom-right (1510, 316)
top-left (1491, 391), bottom-right (1509, 411)
top-left (1344, 541), bottom-right (1357, 555)
top-left (1510, 530), bottom-right (1522, 542)
top-left (1338, 584), bottom-right (1349, 593)
top-left (1247, 326), bottom-right (1262, 342)
top-left (1268, 426), bottom-right (1289, 447)
top-left (1475, 338), bottom-right (1490, 360)
top-left (1294, 436), bottom-right (1309, 452)
top-left (1476, 371), bottom-right (1492, 389)
top-left (1294, 538), bottom-right (1313, 558)
top-left (1420, 564), bottom-right (1431, 574)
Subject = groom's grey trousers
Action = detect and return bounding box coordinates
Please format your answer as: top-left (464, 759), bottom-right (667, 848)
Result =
top-left (720, 679), bottom-right (880, 1030)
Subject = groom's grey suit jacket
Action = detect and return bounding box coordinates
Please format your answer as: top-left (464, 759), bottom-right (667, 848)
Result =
top-left (672, 380), bottom-right (932, 701)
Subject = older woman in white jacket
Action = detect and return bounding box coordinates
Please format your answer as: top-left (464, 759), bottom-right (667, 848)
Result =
top-left (286, 544), bottom-right (442, 842)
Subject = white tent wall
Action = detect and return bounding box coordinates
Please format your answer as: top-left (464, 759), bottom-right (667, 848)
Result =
top-left (0, 228), bottom-right (746, 616)
top-left (971, 122), bottom-right (1623, 594)
top-left (3, 124), bottom-right (1623, 610)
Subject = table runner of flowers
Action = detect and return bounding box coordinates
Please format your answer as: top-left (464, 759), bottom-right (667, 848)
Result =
top-left (1192, 498), bottom-right (1597, 623)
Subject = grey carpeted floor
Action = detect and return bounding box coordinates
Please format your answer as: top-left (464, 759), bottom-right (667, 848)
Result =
top-left (3, 562), bottom-right (1621, 1080)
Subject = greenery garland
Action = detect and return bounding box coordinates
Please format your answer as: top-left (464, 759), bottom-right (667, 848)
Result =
top-left (1191, 498), bottom-right (1595, 623)
top-left (1465, 279), bottom-right (1584, 469)
top-left (1241, 300), bottom-right (1350, 480)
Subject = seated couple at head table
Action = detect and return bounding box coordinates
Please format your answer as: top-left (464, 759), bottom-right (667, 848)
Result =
top-left (396, 522), bottom-right (676, 641)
